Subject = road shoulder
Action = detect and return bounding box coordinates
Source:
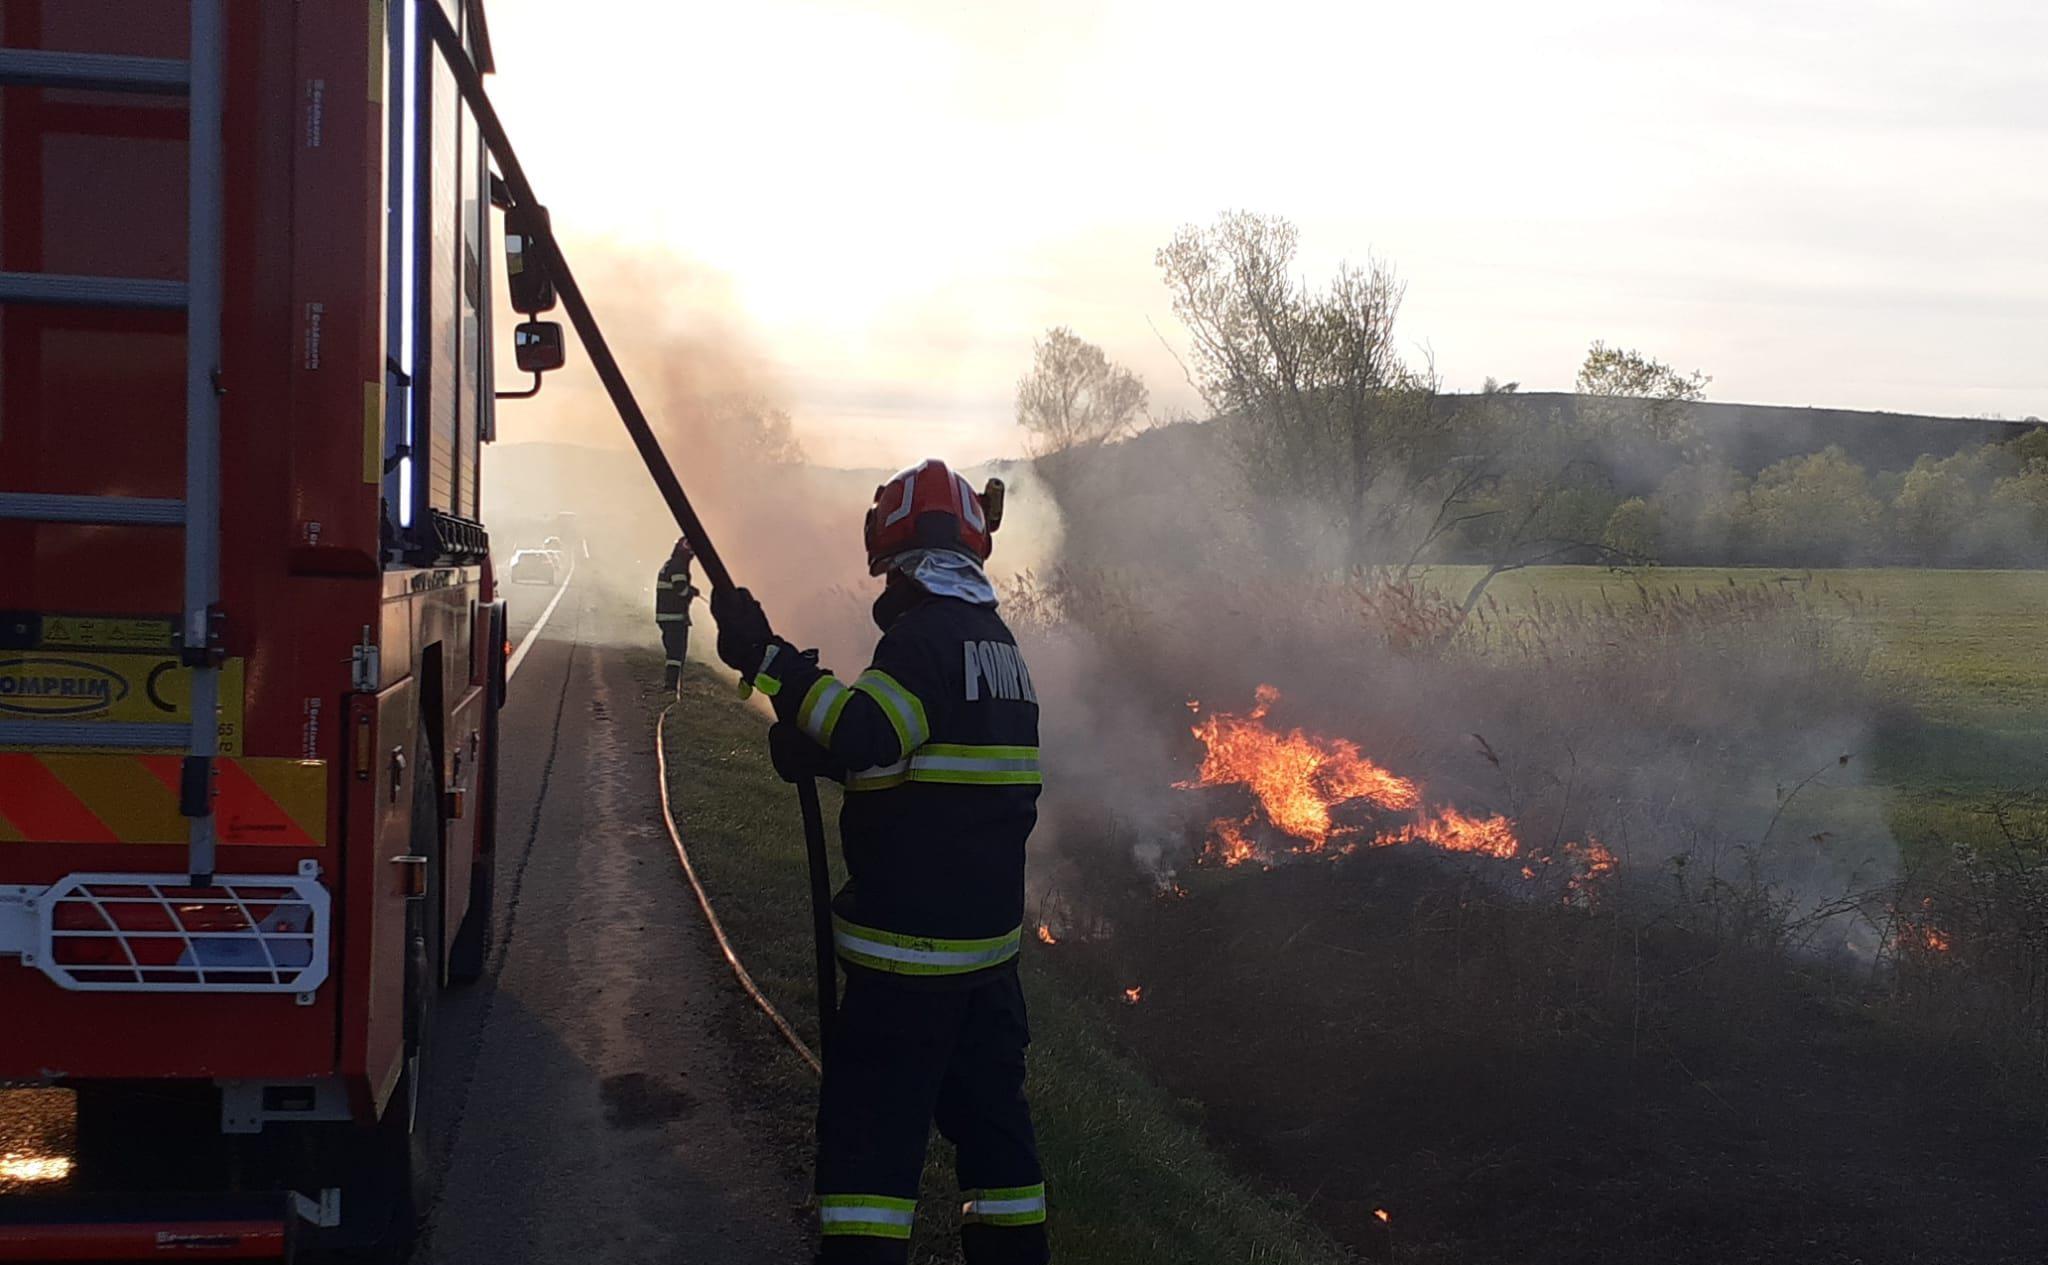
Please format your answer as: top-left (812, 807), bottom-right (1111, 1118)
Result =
top-left (419, 621), bottom-right (809, 1264)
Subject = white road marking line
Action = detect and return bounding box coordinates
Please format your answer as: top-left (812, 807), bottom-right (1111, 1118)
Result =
top-left (506, 564), bottom-right (573, 684)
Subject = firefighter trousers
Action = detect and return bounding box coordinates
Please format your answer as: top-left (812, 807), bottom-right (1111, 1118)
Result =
top-left (659, 622), bottom-right (690, 689)
top-left (815, 967), bottom-right (1047, 1265)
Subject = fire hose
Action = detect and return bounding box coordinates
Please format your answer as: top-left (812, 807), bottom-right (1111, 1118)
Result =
top-left (656, 704), bottom-right (822, 1076)
top-left (426, 9), bottom-right (840, 1060)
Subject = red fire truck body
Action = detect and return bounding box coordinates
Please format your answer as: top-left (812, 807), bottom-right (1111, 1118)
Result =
top-left (1, 0), bottom-right (509, 1253)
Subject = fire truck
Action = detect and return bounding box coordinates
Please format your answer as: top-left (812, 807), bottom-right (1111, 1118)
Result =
top-left (0, 1), bottom-right (566, 1256)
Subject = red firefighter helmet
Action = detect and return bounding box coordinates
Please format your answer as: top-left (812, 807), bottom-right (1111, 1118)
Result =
top-left (863, 459), bottom-right (1003, 575)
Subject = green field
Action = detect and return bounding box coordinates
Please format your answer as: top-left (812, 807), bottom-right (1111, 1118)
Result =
top-left (1429, 566), bottom-right (2048, 715)
top-left (1427, 566), bottom-right (2048, 856)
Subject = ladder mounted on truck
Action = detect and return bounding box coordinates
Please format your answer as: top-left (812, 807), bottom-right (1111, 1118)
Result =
top-left (0, 1), bottom-right (227, 885)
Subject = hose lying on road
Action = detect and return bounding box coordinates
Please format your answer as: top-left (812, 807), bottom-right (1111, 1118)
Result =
top-left (655, 703), bottom-right (824, 1077)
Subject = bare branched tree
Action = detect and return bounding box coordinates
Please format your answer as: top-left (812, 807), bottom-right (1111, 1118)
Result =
top-left (705, 392), bottom-right (805, 466)
top-left (1577, 340), bottom-right (1711, 453)
top-left (1015, 327), bottom-right (1149, 456)
top-left (1156, 211), bottom-right (1447, 570)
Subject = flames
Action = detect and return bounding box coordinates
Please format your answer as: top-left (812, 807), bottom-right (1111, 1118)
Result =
top-left (1892, 897), bottom-right (1954, 957)
top-left (1036, 924), bottom-right (1058, 946)
top-left (1122, 986), bottom-right (1144, 1005)
top-left (1563, 838), bottom-right (1617, 895)
top-left (1183, 685), bottom-right (1418, 852)
top-left (1181, 686), bottom-right (1612, 889)
top-left (1380, 805), bottom-right (1519, 859)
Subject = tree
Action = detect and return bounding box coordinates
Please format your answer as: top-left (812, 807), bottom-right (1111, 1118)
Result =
top-left (2007, 426), bottom-right (2048, 468)
top-left (1015, 327), bottom-right (1148, 456)
top-left (1651, 459), bottom-right (1747, 563)
top-left (1740, 446), bottom-right (1883, 564)
top-left (1600, 496), bottom-right (1659, 560)
top-left (1155, 212), bottom-right (1448, 570)
top-left (1984, 466), bottom-right (2048, 566)
top-left (706, 392), bottom-right (804, 466)
top-left (1576, 341), bottom-right (1710, 403)
top-left (1892, 454), bottom-right (1983, 565)
top-left (1575, 341), bottom-right (1710, 469)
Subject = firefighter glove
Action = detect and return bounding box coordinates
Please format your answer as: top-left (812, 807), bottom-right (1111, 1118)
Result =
top-left (711, 586), bottom-right (774, 674)
top-left (768, 721), bottom-right (833, 784)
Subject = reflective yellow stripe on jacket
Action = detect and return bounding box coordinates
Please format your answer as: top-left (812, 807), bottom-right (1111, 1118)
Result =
top-left (750, 644), bottom-right (785, 697)
top-left (797, 676), bottom-right (854, 745)
top-left (851, 669), bottom-right (929, 752)
top-left (844, 743), bottom-right (1041, 792)
top-left (832, 914), bottom-right (1022, 976)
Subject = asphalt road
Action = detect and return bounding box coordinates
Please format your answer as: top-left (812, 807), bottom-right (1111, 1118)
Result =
top-left (414, 580), bottom-right (808, 1263)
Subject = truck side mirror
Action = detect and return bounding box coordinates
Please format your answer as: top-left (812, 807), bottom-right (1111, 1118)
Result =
top-left (504, 205), bottom-right (556, 314)
top-left (513, 321), bottom-right (566, 374)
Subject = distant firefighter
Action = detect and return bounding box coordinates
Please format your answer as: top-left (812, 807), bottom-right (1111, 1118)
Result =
top-left (656, 537), bottom-right (699, 692)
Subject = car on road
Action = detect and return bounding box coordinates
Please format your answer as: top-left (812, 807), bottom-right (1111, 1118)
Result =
top-left (509, 548), bottom-right (562, 586)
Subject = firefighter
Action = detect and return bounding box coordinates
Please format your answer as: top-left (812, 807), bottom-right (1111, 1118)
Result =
top-left (711, 460), bottom-right (1047, 1265)
top-left (656, 536), bottom-right (699, 693)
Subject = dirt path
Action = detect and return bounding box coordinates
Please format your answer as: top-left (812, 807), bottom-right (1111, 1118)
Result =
top-left (415, 588), bottom-right (809, 1263)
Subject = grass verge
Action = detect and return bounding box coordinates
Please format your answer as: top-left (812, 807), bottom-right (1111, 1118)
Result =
top-left (656, 657), bottom-right (1355, 1265)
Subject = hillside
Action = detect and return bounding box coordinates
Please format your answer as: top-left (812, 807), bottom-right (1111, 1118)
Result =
top-left (1478, 393), bottom-right (2041, 477)
top-left (481, 396), bottom-right (2044, 581)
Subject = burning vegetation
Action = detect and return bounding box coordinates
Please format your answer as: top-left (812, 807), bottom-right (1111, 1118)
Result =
top-left (990, 211), bottom-right (2048, 1265)
top-left (1177, 685), bottom-right (1613, 890)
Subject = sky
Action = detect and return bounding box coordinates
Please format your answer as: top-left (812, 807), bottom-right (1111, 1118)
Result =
top-left (479, 0), bottom-right (2048, 468)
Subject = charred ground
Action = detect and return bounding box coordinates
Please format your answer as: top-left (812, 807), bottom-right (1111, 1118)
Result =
top-left (1055, 852), bottom-right (2046, 1264)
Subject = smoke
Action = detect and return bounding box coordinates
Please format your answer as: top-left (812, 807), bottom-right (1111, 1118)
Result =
top-left (1010, 418), bottom-right (1900, 951)
top-left (479, 238), bottom-right (1902, 955)
top-left (483, 246), bottom-right (882, 667)
top-left (482, 245), bottom-right (1082, 684)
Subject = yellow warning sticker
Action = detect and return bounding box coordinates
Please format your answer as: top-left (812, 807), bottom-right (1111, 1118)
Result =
top-left (34, 616), bottom-right (176, 652)
top-left (0, 653), bottom-right (245, 755)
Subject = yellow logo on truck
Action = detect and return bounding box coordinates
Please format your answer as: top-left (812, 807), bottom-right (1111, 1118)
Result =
top-left (0, 657), bottom-right (126, 717)
top-left (0, 653), bottom-right (244, 754)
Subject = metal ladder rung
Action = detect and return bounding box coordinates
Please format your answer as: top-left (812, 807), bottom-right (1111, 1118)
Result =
top-left (0, 721), bottom-right (195, 749)
top-left (1, 3), bottom-right (226, 885)
top-left (0, 493), bottom-right (186, 526)
top-left (0, 48), bottom-right (190, 95)
top-left (0, 272), bottom-right (187, 310)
